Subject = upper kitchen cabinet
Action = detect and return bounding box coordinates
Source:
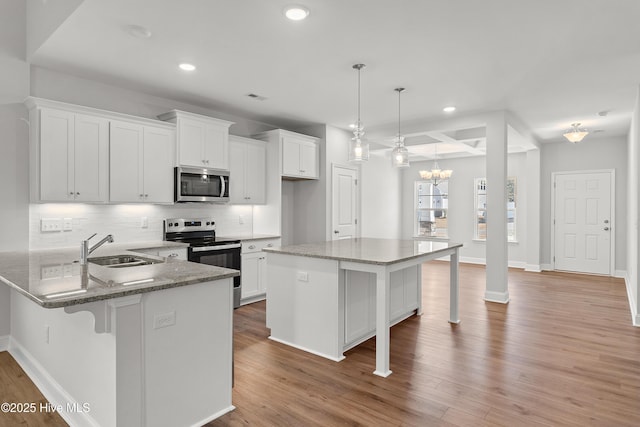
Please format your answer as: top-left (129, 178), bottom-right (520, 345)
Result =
top-left (109, 120), bottom-right (175, 203)
top-left (229, 136), bottom-right (266, 204)
top-left (158, 110), bottom-right (234, 170)
top-left (253, 129), bottom-right (319, 180)
top-left (26, 101), bottom-right (109, 203)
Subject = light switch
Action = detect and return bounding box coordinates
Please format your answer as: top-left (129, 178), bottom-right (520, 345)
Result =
top-left (141, 217), bottom-right (148, 228)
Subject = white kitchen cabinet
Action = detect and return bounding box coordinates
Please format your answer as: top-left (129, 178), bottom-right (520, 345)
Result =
top-left (281, 134), bottom-right (319, 179)
top-left (240, 238), bottom-right (280, 304)
top-left (158, 110), bottom-right (234, 170)
top-left (109, 120), bottom-right (174, 203)
top-left (229, 136), bottom-right (266, 204)
top-left (344, 266), bottom-right (419, 348)
top-left (37, 108), bottom-right (109, 202)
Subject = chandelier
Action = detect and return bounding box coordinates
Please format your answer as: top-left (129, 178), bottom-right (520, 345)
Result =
top-left (419, 144), bottom-right (452, 186)
top-left (391, 87), bottom-right (409, 168)
top-left (563, 122), bottom-right (588, 143)
top-left (349, 64), bottom-right (369, 162)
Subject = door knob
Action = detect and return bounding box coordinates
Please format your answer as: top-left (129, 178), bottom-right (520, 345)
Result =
top-left (604, 219), bottom-right (609, 224)
top-left (334, 230), bottom-right (339, 234)
top-left (604, 227), bottom-right (610, 231)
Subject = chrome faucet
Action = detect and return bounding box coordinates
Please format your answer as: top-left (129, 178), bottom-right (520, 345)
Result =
top-left (80, 233), bottom-right (114, 265)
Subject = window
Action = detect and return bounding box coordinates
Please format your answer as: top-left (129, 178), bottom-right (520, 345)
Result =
top-left (415, 181), bottom-right (449, 238)
top-left (474, 177), bottom-right (517, 242)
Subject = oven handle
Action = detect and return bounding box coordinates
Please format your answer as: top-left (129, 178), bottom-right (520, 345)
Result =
top-left (191, 243), bottom-right (241, 252)
top-left (220, 175), bottom-right (226, 198)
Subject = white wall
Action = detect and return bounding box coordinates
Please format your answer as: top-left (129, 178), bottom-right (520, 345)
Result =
top-left (401, 153), bottom-right (530, 266)
top-left (0, 0), bottom-right (30, 339)
top-left (540, 136), bottom-right (628, 272)
top-left (627, 88), bottom-right (639, 325)
top-left (361, 151), bottom-right (402, 239)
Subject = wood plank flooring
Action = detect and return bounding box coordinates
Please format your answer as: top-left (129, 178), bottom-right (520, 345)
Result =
top-left (1, 262), bottom-right (638, 426)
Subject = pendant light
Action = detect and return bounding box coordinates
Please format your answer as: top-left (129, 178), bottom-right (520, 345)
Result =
top-left (563, 122), bottom-right (588, 143)
top-left (419, 144), bottom-right (452, 186)
top-left (391, 87), bottom-right (410, 168)
top-left (349, 64), bottom-right (369, 162)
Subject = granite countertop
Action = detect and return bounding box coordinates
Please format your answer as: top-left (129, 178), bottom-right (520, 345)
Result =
top-left (217, 234), bottom-right (281, 242)
top-left (0, 242), bottom-right (239, 309)
top-left (263, 237), bottom-right (462, 265)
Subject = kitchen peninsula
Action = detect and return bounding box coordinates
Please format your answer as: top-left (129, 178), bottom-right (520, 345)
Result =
top-left (0, 242), bottom-right (238, 427)
top-left (264, 238), bottom-right (462, 377)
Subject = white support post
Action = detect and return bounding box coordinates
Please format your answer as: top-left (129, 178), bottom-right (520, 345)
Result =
top-left (373, 268), bottom-right (392, 377)
top-left (485, 112), bottom-right (510, 303)
top-left (449, 249), bottom-right (461, 324)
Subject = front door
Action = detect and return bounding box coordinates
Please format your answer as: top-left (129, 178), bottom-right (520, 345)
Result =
top-left (553, 171), bottom-right (613, 275)
top-left (332, 165), bottom-right (358, 240)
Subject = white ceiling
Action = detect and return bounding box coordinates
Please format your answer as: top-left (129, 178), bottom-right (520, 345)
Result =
top-left (30, 0), bottom-right (640, 158)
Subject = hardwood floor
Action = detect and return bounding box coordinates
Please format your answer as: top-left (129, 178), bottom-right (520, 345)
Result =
top-left (1, 262), bottom-right (638, 426)
top-left (210, 262), bottom-right (640, 426)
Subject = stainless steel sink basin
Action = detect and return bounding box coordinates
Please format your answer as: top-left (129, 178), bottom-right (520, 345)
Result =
top-left (88, 255), bottom-right (162, 268)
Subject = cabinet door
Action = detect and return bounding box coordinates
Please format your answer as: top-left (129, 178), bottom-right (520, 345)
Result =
top-left (110, 120), bottom-right (144, 202)
top-left (241, 252), bottom-right (261, 299)
top-left (40, 108), bottom-right (74, 201)
top-left (177, 117), bottom-right (206, 167)
top-left (245, 141), bottom-right (266, 204)
top-left (281, 137), bottom-right (301, 177)
top-left (74, 114), bottom-right (109, 202)
top-left (228, 140), bottom-right (246, 204)
top-left (257, 253), bottom-right (268, 294)
top-left (143, 126), bottom-right (174, 203)
top-left (344, 270), bottom-right (376, 345)
top-left (205, 123), bottom-right (229, 170)
top-left (299, 141), bottom-right (318, 178)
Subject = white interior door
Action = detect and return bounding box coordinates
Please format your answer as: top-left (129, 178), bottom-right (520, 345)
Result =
top-left (332, 165), bottom-right (358, 240)
top-left (554, 171), bottom-right (613, 275)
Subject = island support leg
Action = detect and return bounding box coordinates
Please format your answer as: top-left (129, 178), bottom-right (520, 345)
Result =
top-left (374, 269), bottom-right (392, 377)
top-left (449, 249), bottom-right (461, 324)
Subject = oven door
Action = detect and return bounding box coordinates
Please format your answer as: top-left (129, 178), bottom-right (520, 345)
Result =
top-left (189, 243), bottom-right (241, 307)
top-left (175, 166), bottom-right (230, 203)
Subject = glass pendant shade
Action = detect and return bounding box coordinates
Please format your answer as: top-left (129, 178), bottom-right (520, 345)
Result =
top-left (563, 123), bottom-right (588, 143)
top-left (391, 137), bottom-right (410, 168)
top-left (349, 64), bottom-right (369, 162)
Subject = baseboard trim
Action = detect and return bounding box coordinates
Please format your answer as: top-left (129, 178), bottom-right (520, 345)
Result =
top-left (0, 335), bottom-right (9, 352)
top-left (525, 264), bottom-right (542, 273)
top-left (623, 273), bottom-right (639, 327)
top-left (268, 336), bottom-right (345, 362)
top-left (614, 269), bottom-right (626, 279)
top-left (190, 405), bottom-right (236, 427)
top-left (8, 337), bottom-right (101, 427)
top-left (458, 257), bottom-right (527, 270)
top-left (541, 263), bottom-right (553, 271)
top-left (484, 290), bottom-right (510, 304)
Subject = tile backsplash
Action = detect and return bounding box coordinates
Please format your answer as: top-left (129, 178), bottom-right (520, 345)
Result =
top-left (29, 203), bottom-right (254, 250)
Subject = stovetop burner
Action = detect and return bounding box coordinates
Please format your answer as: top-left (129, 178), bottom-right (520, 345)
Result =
top-left (163, 218), bottom-right (240, 246)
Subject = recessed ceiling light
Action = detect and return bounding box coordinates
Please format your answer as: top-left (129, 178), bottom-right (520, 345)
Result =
top-left (179, 63), bottom-right (196, 71)
top-left (284, 5), bottom-right (310, 21)
top-left (125, 24), bottom-right (152, 39)
top-left (443, 106), bottom-right (456, 113)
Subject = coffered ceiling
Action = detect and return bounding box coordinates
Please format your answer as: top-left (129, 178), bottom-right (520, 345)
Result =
top-left (29, 0), bottom-right (640, 158)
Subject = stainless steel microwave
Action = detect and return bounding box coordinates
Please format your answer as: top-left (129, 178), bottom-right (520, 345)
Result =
top-left (175, 167), bottom-right (230, 203)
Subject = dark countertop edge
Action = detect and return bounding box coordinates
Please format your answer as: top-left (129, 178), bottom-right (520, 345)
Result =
top-left (263, 243), bottom-right (463, 266)
top-left (5, 271), bottom-right (239, 309)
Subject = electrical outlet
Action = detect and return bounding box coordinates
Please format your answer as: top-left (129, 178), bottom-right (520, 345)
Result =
top-left (238, 215), bottom-right (244, 224)
top-left (153, 311), bottom-right (176, 329)
top-left (63, 218), bottom-right (73, 231)
top-left (41, 218), bottom-right (62, 232)
top-left (141, 217), bottom-right (148, 228)
top-left (41, 264), bottom-right (63, 279)
top-left (297, 271), bottom-right (309, 282)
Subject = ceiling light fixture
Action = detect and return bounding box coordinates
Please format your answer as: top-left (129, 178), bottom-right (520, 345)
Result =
top-left (391, 88), bottom-right (409, 168)
top-left (179, 63), bottom-right (196, 71)
top-left (563, 122), bottom-right (588, 143)
top-left (284, 5), bottom-right (310, 21)
top-left (349, 64), bottom-right (369, 162)
top-left (419, 144), bottom-right (452, 186)
top-left (443, 106), bottom-right (456, 113)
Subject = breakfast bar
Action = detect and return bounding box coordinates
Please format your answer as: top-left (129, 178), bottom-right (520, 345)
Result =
top-left (263, 238), bottom-right (462, 377)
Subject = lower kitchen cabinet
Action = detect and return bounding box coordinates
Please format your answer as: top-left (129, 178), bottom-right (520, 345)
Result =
top-left (240, 238), bottom-right (280, 305)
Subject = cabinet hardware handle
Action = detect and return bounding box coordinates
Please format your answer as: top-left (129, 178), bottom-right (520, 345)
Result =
top-left (334, 230), bottom-right (339, 234)
top-left (267, 244), bottom-right (273, 247)
top-left (76, 192), bottom-right (80, 196)
top-left (167, 253), bottom-right (178, 257)
top-left (69, 192), bottom-right (74, 195)
top-left (144, 194), bottom-right (149, 198)
top-left (248, 245), bottom-right (256, 250)
top-left (140, 194), bottom-right (144, 198)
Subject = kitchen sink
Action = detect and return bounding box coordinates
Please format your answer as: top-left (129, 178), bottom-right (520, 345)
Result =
top-left (88, 255), bottom-right (163, 268)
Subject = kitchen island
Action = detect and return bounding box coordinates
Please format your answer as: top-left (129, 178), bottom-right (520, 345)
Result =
top-left (0, 242), bottom-right (238, 427)
top-left (263, 238), bottom-right (462, 377)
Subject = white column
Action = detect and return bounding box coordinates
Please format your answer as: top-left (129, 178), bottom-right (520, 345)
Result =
top-left (374, 268), bottom-right (392, 377)
top-left (525, 149), bottom-right (541, 272)
top-left (449, 249), bottom-right (460, 323)
top-left (485, 113), bottom-right (510, 303)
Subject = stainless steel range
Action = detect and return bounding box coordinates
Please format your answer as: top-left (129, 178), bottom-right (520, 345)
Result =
top-left (163, 218), bottom-right (241, 308)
